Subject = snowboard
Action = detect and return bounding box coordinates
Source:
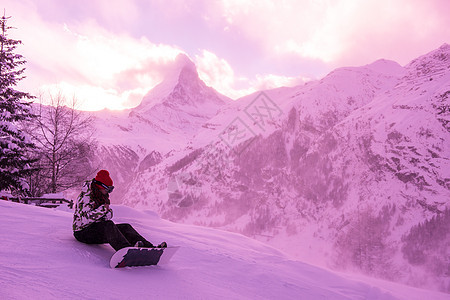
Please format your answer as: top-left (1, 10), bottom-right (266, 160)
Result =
top-left (110, 246), bottom-right (180, 268)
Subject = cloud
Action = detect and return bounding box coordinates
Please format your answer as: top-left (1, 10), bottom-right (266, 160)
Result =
top-left (90, 0), bottom-right (140, 29)
top-left (195, 50), bottom-right (307, 99)
top-left (42, 24), bottom-right (183, 110)
top-left (195, 50), bottom-right (238, 96)
top-left (214, 0), bottom-right (450, 66)
top-left (5, 0), bottom-right (184, 111)
top-left (39, 82), bottom-right (148, 111)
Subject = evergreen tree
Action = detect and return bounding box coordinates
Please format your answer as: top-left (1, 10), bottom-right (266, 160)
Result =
top-left (0, 13), bottom-right (35, 193)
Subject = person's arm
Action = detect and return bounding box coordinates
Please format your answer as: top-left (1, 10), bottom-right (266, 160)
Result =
top-left (103, 204), bottom-right (113, 220)
top-left (82, 201), bottom-right (112, 222)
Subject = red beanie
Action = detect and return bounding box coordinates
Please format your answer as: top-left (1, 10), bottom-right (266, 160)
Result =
top-left (95, 170), bottom-right (113, 186)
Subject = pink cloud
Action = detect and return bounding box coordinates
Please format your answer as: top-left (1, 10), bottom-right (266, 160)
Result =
top-left (195, 50), bottom-right (308, 99)
top-left (332, 0), bottom-right (450, 67)
top-left (213, 0), bottom-right (450, 67)
top-left (3, 0), bottom-right (185, 110)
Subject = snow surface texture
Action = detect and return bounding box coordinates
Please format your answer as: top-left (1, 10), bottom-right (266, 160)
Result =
top-left (82, 46), bottom-right (450, 292)
top-left (1, 200), bottom-right (448, 300)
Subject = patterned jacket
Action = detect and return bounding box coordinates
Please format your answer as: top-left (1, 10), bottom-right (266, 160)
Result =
top-left (72, 180), bottom-right (113, 232)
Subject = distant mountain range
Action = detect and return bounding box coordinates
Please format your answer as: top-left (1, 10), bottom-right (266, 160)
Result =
top-left (91, 45), bottom-right (450, 292)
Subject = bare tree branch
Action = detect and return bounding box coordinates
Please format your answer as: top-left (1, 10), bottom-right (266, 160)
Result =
top-left (21, 91), bottom-right (97, 195)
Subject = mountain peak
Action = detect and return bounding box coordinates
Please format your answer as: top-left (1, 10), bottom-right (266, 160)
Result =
top-left (160, 53), bottom-right (199, 87)
top-left (172, 53), bottom-right (197, 75)
top-left (161, 53), bottom-right (199, 87)
top-left (172, 54), bottom-right (200, 88)
top-left (365, 59), bottom-right (405, 76)
top-left (135, 52), bottom-right (230, 123)
top-left (137, 54), bottom-right (200, 108)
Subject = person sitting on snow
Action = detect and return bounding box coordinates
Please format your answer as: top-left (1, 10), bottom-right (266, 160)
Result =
top-left (72, 170), bottom-right (166, 251)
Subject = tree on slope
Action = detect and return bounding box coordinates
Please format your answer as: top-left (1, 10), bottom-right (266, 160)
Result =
top-left (0, 13), bottom-right (36, 193)
top-left (23, 92), bottom-right (97, 196)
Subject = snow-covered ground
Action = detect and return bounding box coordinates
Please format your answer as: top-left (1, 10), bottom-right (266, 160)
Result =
top-left (0, 200), bottom-right (447, 300)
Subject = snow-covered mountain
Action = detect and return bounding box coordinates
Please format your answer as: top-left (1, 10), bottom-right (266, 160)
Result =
top-left (133, 53), bottom-right (231, 136)
top-left (89, 54), bottom-right (232, 201)
top-left (109, 45), bottom-right (450, 292)
top-left (93, 53), bottom-right (231, 151)
top-left (2, 200), bottom-right (449, 300)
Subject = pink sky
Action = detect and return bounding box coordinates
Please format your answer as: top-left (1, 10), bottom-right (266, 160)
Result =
top-left (3, 0), bottom-right (450, 110)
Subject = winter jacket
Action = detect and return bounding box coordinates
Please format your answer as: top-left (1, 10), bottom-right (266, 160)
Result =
top-left (72, 180), bottom-right (113, 232)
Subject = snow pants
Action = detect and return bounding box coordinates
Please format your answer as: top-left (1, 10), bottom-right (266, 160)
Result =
top-left (73, 220), bottom-right (154, 251)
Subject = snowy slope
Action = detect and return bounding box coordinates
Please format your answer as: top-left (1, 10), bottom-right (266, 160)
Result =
top-left (1, 200), bottom-right (448, 300)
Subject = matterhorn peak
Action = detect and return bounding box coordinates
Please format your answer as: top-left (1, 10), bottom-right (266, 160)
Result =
top-left (136, 52), bottom-right (230, 116)
top-left (137, 54), bottom-right (200, 109)
top-left (173, 53), bottom-right (197, 74)
top-left (163, 53), bottom-right (199, 86)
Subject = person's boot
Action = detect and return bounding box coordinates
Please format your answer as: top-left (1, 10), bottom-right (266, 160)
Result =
top-left (156, 242), bottom-right (167, 248)
top-left (134, 241), bottom-right (144, 247)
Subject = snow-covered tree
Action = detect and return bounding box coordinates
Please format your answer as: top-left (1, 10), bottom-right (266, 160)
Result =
top-left (0, 13), bottom-right (35, 193)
